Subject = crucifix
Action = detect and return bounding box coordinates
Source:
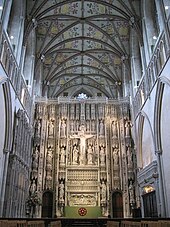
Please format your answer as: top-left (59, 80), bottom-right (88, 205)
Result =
top-left (70, 125), bottom-right (94, 165)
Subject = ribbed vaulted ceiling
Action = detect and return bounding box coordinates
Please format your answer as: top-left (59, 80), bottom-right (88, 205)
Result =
top-left (26, 0), bottom-right (141, 98)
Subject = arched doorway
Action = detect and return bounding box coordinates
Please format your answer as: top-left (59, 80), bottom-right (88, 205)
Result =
top-left (42, 191), bottom-right (53, 218)
top-left (112, 191), bottom-right (123, 218)
top-left (142, 187), bottom-right (158, 217)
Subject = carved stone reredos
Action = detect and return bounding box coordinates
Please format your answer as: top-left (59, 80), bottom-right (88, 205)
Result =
top-left (31, 98), bottom-right (135, 217)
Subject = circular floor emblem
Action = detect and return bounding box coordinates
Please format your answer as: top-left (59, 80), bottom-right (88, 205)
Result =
top-left (78, 207), bottom-right (87, 216)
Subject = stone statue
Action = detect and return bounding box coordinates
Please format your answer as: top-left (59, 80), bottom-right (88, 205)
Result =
top-left (125, 120), bottom-right (131, 137)
top-left (99, 120), bottom-right (104, 136)
top-left (59, 181), bottom-right (64, 202)
top-left (113, 146), bottom-right (119, 165)
top-left (87, 145), bottom-right (93, 164)
top-left (30, 179), bottom-right (36, 193)
top-left (60, 147), bottom-right (65, 163)
top-left (48, 120), bottom-right (54, 136)
top-left (101, 181), bottom-right (106, 202)
top-left (112, 121), bottom-right (118, 137)
top-left (70, 125), bottom-right (94, 165)
top-left (72, 145), bottom-right (79, 164)
top-left (127, 145), bottom-right (132, 165)
top-left (60, 119), bottom-right (66, 137)
top-left (100, 146), bottom-right (105, 165)
top-left (46, 147), bottom-right (53, 164)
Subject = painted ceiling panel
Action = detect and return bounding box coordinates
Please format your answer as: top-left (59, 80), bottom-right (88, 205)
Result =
top-left (26, 0), bottom-right (141, 98)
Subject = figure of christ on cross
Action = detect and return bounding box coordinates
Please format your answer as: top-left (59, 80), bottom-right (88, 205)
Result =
top-left (70, 125), bottom-right (94, 165)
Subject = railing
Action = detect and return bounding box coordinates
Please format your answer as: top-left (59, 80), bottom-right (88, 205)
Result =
top-left (0, 31), bottom-right (32, 118)
top-left (133, 30), bottom-right (170, 118)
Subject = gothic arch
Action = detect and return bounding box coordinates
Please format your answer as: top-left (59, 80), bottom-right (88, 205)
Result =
top-left (154, 76), bottom-right (170, 153)
top-left (138, 111), bottom-right (155, 168)
top-left (153, 77), bottom-right (170, 217)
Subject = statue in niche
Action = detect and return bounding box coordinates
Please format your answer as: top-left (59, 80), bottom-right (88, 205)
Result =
top-left (87, 145), bottom-right (93, 164)
top-left (32, 146), bottom-right (39, 169)
top-left (48, 120), bottom-right (54, 136)
top-left (60, 119), bottom-right (66, 137)
top-left (112, 121), bottom-right (118, 137)
top-left (100, 146), bottom-right (105, 165)
top-left (47, 147), bottom-right (53, 165)
top-left (101, 181), bottom-right (107, 202)
top-left (72, 145), bottom-right (79, 165)
top-left (113, 146), bottom-right (119, 165)
top-left (60, 147), bottom-right (65, 163)
top-left (30, 179), bottom-right (36, 193)
top-left (125, 120), bottom-right (131, 137)
top-left (70, 125), bottom-right (94, 165)
top-left (59, 181), bottom-right (64, 202)
top-left (99, 120), bottom-right (104, 136)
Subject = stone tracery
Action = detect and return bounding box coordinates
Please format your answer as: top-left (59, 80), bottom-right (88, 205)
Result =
top-left (29, 99), bottom-right (135, 217)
